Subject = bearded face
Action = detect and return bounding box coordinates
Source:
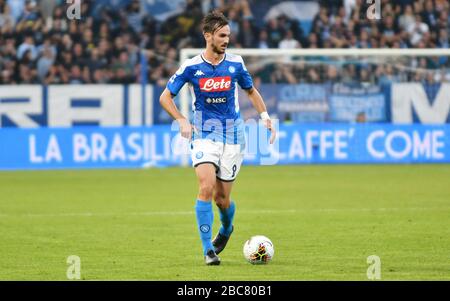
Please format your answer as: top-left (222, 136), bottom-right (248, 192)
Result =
top-left (205, 25), bottom-right (230, 54)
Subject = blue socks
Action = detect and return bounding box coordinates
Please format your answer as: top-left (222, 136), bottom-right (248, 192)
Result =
top-left (219, 201), bottom-right (235, 237)
top-left (195, 200), bottom-right (214, 255)
top-left (195, 200), bottom-right (236, 255)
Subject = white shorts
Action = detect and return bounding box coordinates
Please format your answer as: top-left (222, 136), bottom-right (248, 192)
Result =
top-left (191, 139), bottom-right (244, 182)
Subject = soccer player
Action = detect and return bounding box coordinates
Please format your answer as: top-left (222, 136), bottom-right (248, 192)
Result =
top-left (159, 10), bottom-right (276, 265)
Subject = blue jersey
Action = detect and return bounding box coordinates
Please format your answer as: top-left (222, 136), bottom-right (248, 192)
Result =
top-left (167, 53), bottom-right (253, 145)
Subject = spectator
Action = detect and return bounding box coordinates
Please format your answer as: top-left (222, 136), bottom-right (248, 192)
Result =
top-left (377, 64), bottom-right (402, 85)
top-left (44, 64), bottom-right (67, 84)
top-left (266, 17), bottom-right (284, 48)
top-left (238, 19), bottom-right (257, 48)
top-left (325, 65), bottom-right (339, 85)
top-left (17, 0), bottom-right (39, 23)
top-left (307, 33), bottom-right (319, 48)
top-left (0, 2), bottom-right (15, 27)
top-left (398, 5), bottom-right (415, 31)
top-left (312, 6), bottom-right (331, 42)
top-left (436, 10), bottom-right (449, 32)
top-left (421, 0), bottom-right (438, 31)
top-left (36, 36), bottom-right (57, 58)
top-left (278, 30), bottom-right (300, 49)
top-left (381, 15), bottom-right (397, 40)
top-left (72, 42), bottom-right (88, 67)
top-left (0, 0), bottom-right (448, 86)
top-left (357, 29), bottom-right (370, 48)
top-left (437, 28), bottom-right (449, 48)
top-left (227, 8), bottom-right (240, 36)
top-left (17, 34), bottom-right (37, 60)
top-left (112, 51), bottom-right (135, 84)
top-left (6, 0), bottom-right (25, 23)
top-left (126, 0), bottom-right (142, 33)
top-left (37, 46), bottom-right (54, 80)
top-left (271, 62), bottom-right (296, 84)
top-left (257, 30), bottom-right (269, 49)
top-left (18, 62), bottom-right (38, 83)
top-left (359, 67), bottom-right (373, 86)
top-left (69, 65), bottom-right (84, 84)
top-left (1, 68), bottom-right (15, 84)
top-left (408, 15), bottom-right (429, 46)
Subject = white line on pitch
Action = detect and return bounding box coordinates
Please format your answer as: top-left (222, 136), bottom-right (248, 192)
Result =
top-left (0, 207), bottom-right (447, 218)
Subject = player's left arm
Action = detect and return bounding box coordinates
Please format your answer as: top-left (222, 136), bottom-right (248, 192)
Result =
top-left (245, 87), bottom-right (276, 144)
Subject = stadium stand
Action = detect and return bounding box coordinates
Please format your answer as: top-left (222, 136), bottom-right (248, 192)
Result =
top-left (0, 0), bottom-right (449, 85)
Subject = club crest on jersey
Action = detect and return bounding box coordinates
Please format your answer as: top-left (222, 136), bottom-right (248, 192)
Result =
top-left (199, 76), bottom-right (231, 92)
top-left (228, 66), bottom-right (236, 73)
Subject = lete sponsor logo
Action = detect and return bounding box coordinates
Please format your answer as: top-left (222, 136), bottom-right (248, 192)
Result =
top-left (199, 76), bottom-right (232, 92)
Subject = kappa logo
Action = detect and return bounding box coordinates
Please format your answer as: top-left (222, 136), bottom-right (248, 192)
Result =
top-left (199, 76), bottom-right (232, 92)
top-left (194, 70), bottom-right (205, 77)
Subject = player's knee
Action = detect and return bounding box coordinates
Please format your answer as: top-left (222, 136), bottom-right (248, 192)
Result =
top-left (198, 181), bottom-right (215, 200)
top-left (214, 192), bottom-right (229, 208)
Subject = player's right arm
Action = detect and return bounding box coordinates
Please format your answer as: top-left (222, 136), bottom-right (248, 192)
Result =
top-left (159, 88), bottom-right (194, 140)
top-left (160, 60), bottom-right (195, 140)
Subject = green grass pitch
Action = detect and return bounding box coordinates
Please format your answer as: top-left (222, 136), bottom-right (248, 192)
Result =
top-left (0, 165), bottom-right (449, 280)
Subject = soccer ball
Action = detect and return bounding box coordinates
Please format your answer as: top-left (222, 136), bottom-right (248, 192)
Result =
top-left (243, 235), bottom-right (274, 264)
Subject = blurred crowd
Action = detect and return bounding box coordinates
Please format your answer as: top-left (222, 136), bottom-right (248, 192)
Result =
top-left (0, 0), bottom-right (449, 85)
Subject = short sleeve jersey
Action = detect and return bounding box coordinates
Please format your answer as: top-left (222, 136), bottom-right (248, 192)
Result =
top-left (167, 53), bottom-right (253, 144)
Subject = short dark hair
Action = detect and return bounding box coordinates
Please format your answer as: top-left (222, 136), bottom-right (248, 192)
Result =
top-left (202, 10), bottom-right (229, 34)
